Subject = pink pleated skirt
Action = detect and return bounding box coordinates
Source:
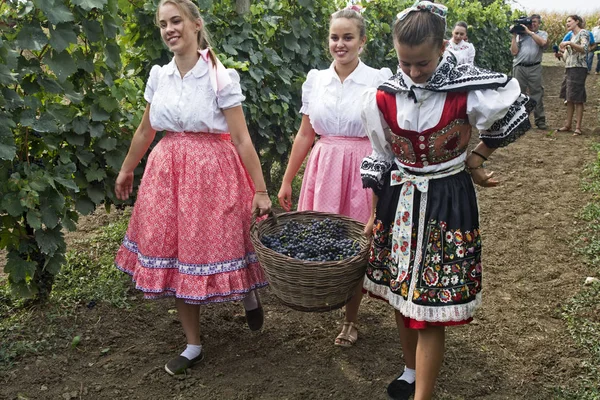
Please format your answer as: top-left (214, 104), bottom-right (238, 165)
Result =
top-left (115, 132), bottom-right (267, 304)
top-left (297, 136), bottom-right (372, 223)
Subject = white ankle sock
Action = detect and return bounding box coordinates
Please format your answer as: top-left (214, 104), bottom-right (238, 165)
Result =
top-left (397, 366), bottom-right (416, 384)
top-left (180, 344), bottom-right (202, 360)
top-left (243, 290), bottom-right (259, 310)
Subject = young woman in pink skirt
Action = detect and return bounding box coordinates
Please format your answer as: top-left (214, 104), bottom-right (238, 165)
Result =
top-left (114, 0), bottom-right (271, 376)
top-left (277, 6), bottom-right (392, 348)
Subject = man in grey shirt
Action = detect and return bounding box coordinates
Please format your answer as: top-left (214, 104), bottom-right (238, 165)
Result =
top-left (510, 14), bottom-right (548, 130)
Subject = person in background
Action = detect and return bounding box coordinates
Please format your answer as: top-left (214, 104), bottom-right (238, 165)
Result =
top-left (587, 18), bottom-right (599, 73)
top-left (277, 6), bottom-right (392, 348)
top-left (446, 21), bottom-right (475, 65)
top-left (561, 25), bottom-right (596, 73)
top-left (360, 2), bottom-right (533, 399)
top-left (510, 13), bottom-right (548, 130)
top-left (114, 0), bottom-right (271, 376)
top-left (556, 14), bottom-right (590, 135)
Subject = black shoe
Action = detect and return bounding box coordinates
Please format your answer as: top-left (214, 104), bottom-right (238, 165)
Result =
top-left (164, 352), bottom-right (204, 376)
top-left (245, 304), bottom-right (264, 331)
top-left (244, 291), bottom-right (264, 331)
top-left (536, 122), bottom-right (548, 130)
top-left (387, 376), bottom-right (416, 400)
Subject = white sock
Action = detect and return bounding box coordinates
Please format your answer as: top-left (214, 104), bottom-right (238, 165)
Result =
top-left (180, 344), bottom-right (202, 360)
top-left (243, 290), bottom-right (259, 310)
top-left (397, 366), bottom-right (416, 384)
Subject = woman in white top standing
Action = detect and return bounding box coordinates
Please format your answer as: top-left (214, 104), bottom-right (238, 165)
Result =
top-left (114, 0), bottom-right (271, 376)
top-left (446, 21), bottom-right (476, 65)
top-left (277, 6), bottom-right (392, 347)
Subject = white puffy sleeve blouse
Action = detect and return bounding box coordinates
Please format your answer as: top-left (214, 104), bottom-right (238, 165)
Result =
top-left (144, 57), bottom-right (245, 134)
top-left (300, 61), bottom-right (393, 137)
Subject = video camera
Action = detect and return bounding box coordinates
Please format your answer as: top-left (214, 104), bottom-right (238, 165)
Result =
top-left (509, 16), bottom-right (533, 34)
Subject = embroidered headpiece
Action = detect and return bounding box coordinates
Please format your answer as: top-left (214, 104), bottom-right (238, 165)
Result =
top-left (396, 1), bottom-right (447, 23)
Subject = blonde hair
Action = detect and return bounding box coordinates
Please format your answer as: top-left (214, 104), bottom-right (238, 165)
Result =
top-left (156, 0), bottom-right (217, 64)
top-left (330, 9), bottom-right (366, 39)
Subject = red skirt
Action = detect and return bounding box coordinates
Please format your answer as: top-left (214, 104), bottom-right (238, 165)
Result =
top-left (115, 132), bottom-right (267, 304)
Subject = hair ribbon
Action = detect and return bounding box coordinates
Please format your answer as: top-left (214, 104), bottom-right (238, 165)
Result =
top-left (396, 1), bottom-right (447, 22)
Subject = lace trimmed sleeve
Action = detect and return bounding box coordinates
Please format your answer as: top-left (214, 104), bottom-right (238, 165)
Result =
top-left (360, 88), bottom-right (394, 194)
top-left (467, 78), bottom-right (535, 148)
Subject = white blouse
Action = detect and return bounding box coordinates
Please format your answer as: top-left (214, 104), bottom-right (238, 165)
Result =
top-left (145, 56), bottom-right (245, 134)
top-left (301, 61), bottom-right (393, 137)
top-left (362, 68), bottom-right (522, 173)
top-left (446, 40), bottom-right (476, 65)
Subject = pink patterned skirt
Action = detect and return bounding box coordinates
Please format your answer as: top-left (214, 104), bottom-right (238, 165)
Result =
top-left (297, 136), bottom-right (372, 223)
top-left (115, 132), bottom-right (267, 304)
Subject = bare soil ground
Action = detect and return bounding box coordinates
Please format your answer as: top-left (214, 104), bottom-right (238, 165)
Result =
top-left (2, 55), bottom-right (600, 400)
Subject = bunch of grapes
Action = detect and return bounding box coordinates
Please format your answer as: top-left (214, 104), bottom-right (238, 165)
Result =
top-left (261, 218), bottom-right (361, 262)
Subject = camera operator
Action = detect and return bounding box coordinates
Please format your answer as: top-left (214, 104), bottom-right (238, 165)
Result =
top-left (510, 14), bottom-right (548, 130)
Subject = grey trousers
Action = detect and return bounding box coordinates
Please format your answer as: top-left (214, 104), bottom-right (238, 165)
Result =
top-left (513, 64), bottom-right (545, 126)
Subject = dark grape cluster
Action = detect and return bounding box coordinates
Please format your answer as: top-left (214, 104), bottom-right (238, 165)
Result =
top-left (261, 218), bottom-right (361, 262)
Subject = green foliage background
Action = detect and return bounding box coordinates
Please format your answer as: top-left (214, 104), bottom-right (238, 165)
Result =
top-left (0, 0), bottom-right (517, 298)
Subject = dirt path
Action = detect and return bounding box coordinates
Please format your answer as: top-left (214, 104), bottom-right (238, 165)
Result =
top-left (2, 56), bottom-right (599, 400)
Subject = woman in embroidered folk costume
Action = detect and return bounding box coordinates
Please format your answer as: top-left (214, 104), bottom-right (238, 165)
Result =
top-left (114, 0), bottom-right (271, 376)
top-left (277, 6), bottom-right (392, 347)
top-left (359, 2), bottom-right (533, 399)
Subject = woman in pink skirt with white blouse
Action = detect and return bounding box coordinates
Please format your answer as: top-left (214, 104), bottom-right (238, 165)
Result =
top-left (277, 6), bottom-right (392, 348)
top-left (114, 0), bottom-right (271, 376)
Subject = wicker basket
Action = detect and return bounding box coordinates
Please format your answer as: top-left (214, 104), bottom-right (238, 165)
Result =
top-left (250, 210), bottom-right (369, 312)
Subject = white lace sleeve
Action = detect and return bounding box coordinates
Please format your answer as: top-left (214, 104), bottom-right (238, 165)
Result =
top-left (468, 78), bottom-right (533, 148)
top-left (360, 88), bottom-right (394, 191)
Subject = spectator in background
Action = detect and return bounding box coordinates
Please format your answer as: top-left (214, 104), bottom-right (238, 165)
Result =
top-left (446, 21), bottom-right (476, 65)
top-left (510, 14), bottom-right (548, 130)
top-left (590, 18), bottom-right (600, 74)
top-left (562, 26), bottom-right (596, 73)
top-left (556, 14), bottom-right (590, 135)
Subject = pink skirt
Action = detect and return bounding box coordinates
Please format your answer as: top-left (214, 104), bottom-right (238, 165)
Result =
top-left (115, 132), bottom-right (267, 304)
top-left (297, 136), bottom-right (372, 223)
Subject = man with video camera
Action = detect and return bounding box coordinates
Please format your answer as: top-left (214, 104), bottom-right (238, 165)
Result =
top-left (510, 14), bottom-right (548, 130)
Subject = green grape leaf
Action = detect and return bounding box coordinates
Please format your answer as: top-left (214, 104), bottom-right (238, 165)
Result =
top-left (40, 203), bottom-right (60, 229)
top-left (26, 210), bottom-right (42, 230)
top-left (49, 23), bottom-right (78, 53)
top-left (37, 0), bottom-right (75, 25)
top-left (5, 252), bottom-right (37, 283)
top-left (34, 226), bottom-right (64, 256)
top-left (0, 136), bottom-right (17, 160)
top-left (15, 23), bottom-right (48, 51)
top-left (46, 50), bottom-right (78, 82)
top-left (72, 0), bottom-right (108, 12)
top-left (87, 185), bottom-right (105, 204)
top-left (75, 197), bottom-right (95, 215)
top-left (1, 192), bottom-right (24, 216)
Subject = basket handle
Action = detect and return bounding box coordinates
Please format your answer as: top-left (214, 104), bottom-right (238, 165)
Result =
top-left (251, 208), bottom-right (278, 229)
